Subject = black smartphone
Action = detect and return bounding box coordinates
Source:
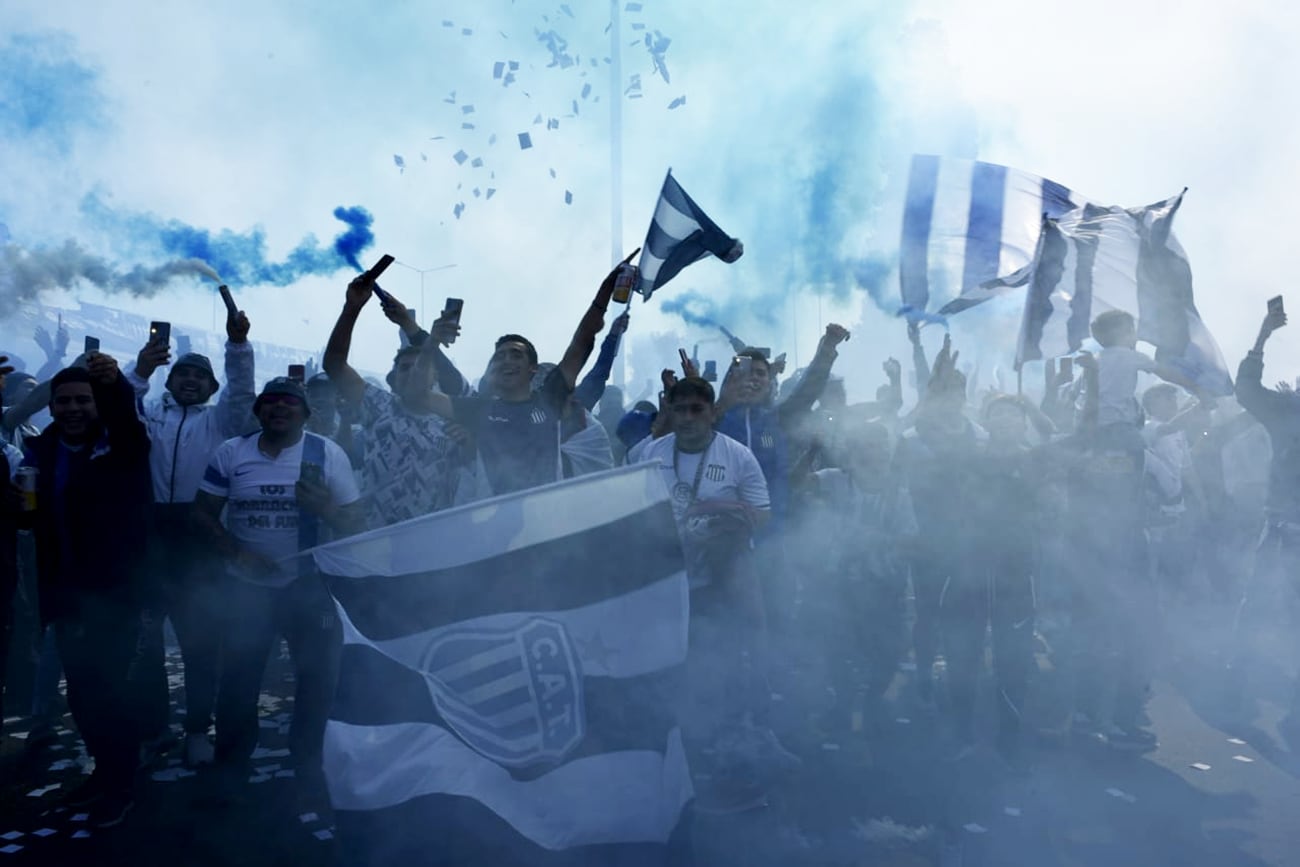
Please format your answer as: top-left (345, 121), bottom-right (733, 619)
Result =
top-left (1268, 295), bottom-right (1285, 316)
top-left (444, 297), bottom-right (464, 324)
top-left (84, 336), bottom-right (100, 355)
top-left (287, 364), bottom-right (306, 383)
top-left (703, 360), bottom-right (718, 382)
top-left (299, 462), bottom-right (324, 487)
top-left (1060, 357), bottom-right (1074, 380)
top-left (754, 347), bottom-right (771, 359)
top-left (150, 321), bottom-right (171, 346)
top-left (218, 284), bottom-right (238, 317)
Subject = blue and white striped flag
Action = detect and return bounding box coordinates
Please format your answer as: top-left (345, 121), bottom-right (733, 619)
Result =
top-left (1015, 191), bottom-right (1232, 396)
top-left (901, 155), bottom-right (1090, 314)
top-left (636, 169), bottom-right (743, 299)
top-left (314, 464), bottom-right (694, 866)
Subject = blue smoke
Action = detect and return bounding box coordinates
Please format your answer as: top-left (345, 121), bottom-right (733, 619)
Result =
top-left (0, 32), bottom-right (105, 154)
top-left (80, 194), bottom-right (376, 285)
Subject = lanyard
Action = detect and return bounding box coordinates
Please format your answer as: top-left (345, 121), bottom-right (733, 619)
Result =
top-left (672, 434), bottom-right (716, 507)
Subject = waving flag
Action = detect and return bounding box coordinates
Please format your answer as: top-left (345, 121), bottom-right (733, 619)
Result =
top-left (1015, 192), bottom-right (1232, 396)
top-left (636, 169), bottom-right (743, 299)
top-left (315, 464), bottom-right (693, 866)
top-left (902, 155), bottom-right (1090, 314)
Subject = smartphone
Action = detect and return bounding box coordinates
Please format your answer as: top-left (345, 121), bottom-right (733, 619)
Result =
top-left (703, 360), bottom-right (718, 382)
top-left (1269, 295), bottom-right (1285, 316)
top-left (287, 364), bottom-right (306, 383)
top-left (1060, 357), bottom-right (1074, 381)
top-left (364, 254), bottom-right (396, 282)
top-left (444, 297), bottom-right (464, 324)
top-left (678, 348), bottom-right (691, 371)
top-left (754, 347), bottom-right (772, 359)
top-left (299, 462), bottom-right (324, 487)
top-left (218, 284), bottom-right (238, 317)
top-left (84, 336), bottom-right (100, 355)
top-left (150, 321), bottom-right (171, 346)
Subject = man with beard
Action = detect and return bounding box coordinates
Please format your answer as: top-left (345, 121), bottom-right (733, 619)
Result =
top-left (19, 355), bottom-right (152, 827)
top-left (127, 305), bottom-right (256, 767)
top-left (324, 288), bottom-right (463, 526)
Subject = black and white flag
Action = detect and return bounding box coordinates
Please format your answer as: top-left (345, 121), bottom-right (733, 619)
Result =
top-left (314, 464), bottom-right (693, 866)
top-left (635, 169), bottom-right (743, 299)
top-left (1015, 191), bottom-right (1232, 395)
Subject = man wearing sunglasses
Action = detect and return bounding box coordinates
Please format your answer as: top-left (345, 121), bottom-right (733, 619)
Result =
top-left (193, 377), bottom-right (364, 805)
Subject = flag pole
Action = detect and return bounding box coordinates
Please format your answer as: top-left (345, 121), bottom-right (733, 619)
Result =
top-left (609, 0), bottom-right (626, 391)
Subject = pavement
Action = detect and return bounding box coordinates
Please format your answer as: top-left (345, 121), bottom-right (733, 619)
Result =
top-left (4, 614), bottom-right (1300, 866)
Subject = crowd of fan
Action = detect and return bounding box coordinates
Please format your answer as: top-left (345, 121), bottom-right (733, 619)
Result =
top-left (0, 258), bottom-right (1295, 829)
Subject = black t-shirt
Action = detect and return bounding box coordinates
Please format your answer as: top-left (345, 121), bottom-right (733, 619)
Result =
top-left (453, 369), bottom-right (572, 496)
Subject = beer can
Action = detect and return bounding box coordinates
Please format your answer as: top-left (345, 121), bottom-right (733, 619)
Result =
top-left (16, 466), bottom-right (37, 512)
top-left (611, 263), bottom-right (639, 305)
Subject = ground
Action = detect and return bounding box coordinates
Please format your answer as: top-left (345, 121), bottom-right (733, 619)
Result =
top-left (3, 616), bottom-right (1300, 866)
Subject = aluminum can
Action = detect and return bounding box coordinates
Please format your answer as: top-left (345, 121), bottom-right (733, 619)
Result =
top-left (15, 467), bottom-right (37, 512)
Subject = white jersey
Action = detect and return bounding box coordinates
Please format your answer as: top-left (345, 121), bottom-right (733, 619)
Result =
top-left (199, 431), bottom-right (360, 586)
top-left (628, 432), bottom-right (770, 530)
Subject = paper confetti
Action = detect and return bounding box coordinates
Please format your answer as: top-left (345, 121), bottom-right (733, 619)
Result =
top-left (32, 830), bottom-right (55, 838)
top-left (453, 150), bottom-right (469, 165)
top-left (0, 834), bottom-right (21, 841)
top-left (299, 813), bottom-right (319, 824)
top-left (896, 717), bottom-right (911, 725)
top-left (72, 831), bottom-right (90, 840)
top-left (275, 769), bottom-right (296, 779)
top-left (249, 774), bottom-right (271, 784)
top-left (314, 830), bottom-right (334, 841)
top-left (486, 188), bottom-right (497, 200)
top-left (393, 155), bottom-right (405, 172)
top-left (0, 844), bottom-right (23, 854)
top-left (493, 61), bottom-right (504, 79)
top-left (821, 743), bottom-right (841, 752)
top-left (1004, 807), bottom-right (1022, 817)
top-left (963, 823), bottom-right (987, 834)
top-left (453, 203), bottom-right (465, 219)
top-left (564, 191), bottom-right (573, 205)
top-left (488, 134), bottom-right (497, 145)
top-left (462, 123), bottom-right (476, 130)
top-left (462, 105), bottom-right (475, 115)
top-left (1227, 738), bottom-right (1247, 745)
top-left (1232, 755), bottom-right (1255, 763)
top-left (71, 814), bottom-right (88, 823)
top-left (471, 157), bottom-right (484, 168)
top-left (1190, 763), bottom-right (1212, 771)
top-left (581, 83), bottom-right (592, 99)
top-left (549, 168), bottom-right (557, 178)
top-left (461, 28), bottom-right (472, 36)
top-left (518, 133), bottom-right (533, 149)
top-left (1105, 787), bottom-right (1137, 803)
top-left (668, 95), bottom-right (686, 109)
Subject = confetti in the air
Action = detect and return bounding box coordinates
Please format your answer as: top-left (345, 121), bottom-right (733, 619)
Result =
top-left (453, 150), bottom-right (469, 165)
top-left (518, 132), bottom-right (533, 149)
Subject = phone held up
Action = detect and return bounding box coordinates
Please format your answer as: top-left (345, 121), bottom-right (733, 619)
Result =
top-left (287, 364), bottom-right (306, 384)
top-left (84, 336), bottom-right (100, 355)
top-left (443, 298), bottom-right (465, 324)
top-left (150, 321), bottom-right (171, 347)
top-left (299, 462), bottom-right (324, 488)
top-left (1268, 295), bottom-right (1285, 318)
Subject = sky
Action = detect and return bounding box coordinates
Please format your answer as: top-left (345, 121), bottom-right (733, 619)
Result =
top-left (2, 0), bottom-right (1298, 398)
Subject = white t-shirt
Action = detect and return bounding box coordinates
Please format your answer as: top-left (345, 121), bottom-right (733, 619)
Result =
top-left (1097, 346), bottom-right (1157, 427)
top-left (199, 432), bottom-right (361, 586)
top-left (628, 432), bottom-right (770, 530)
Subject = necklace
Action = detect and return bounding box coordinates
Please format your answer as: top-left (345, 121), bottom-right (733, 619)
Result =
top-left (671, 433), bottom-right (716, 510)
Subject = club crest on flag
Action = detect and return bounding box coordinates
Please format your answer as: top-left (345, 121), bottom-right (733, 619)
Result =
top-left (417, 617), bottom-right (586, 769)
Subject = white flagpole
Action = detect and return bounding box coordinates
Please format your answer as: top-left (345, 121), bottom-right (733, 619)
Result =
top-left (610, 0), bottom-right (626, 391)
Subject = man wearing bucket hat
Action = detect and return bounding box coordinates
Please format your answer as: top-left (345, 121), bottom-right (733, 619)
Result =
top-left (194, 375), bottom-right (362, 806)
top-left (126, 306), bottom-right (257, 767)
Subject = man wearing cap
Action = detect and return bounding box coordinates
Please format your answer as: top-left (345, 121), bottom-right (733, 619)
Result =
top-left (127, 306), bottom-right (256, 766)
top-left (194, 376), bottom-right (363, 803)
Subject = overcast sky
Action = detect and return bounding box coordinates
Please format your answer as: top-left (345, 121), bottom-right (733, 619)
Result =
top-left (2, 0), bottom-right (1298, 397)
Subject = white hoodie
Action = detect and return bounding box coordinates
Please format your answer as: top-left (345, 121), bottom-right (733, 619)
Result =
top-left (128, 341), bottom-right (256, 504)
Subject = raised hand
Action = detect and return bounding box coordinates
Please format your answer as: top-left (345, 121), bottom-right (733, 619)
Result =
top-left (134, 339), bottom-right (172, 379)
top-left (87, 352), bottom-right (120, 385)
top-left (226, 308), bottom-right (251, 344)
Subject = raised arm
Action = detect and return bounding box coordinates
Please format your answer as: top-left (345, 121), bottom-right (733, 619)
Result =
top-left (216, 308), bottom-right (256, 436)
top-left (557, 251), bottom-right (638, 389)
top-left (777, 324), bottom-right (850, 425)
top-left (908, 320), bottom-right (931, 401)
top-left (1235, 308), bottom-right (1288, 424)
top-left (323, 276), bottom-right (373, 405)
top-left (574, 312), bottom-right (630, 411)
top-left (88, 353), bottom-right (150, 461)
